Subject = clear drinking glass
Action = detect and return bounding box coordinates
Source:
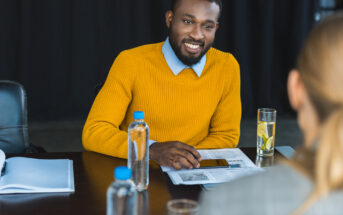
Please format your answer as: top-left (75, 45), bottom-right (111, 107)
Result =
top-left (167, 199), bottom-right (199, 215)
top-left (257, 108), bottom-right (276, 157)
top-left (255, 155), bottom-right (274, 167)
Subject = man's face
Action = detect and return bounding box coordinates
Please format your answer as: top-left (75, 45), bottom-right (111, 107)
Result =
top-left (166, 0), bottom-right (220, 66)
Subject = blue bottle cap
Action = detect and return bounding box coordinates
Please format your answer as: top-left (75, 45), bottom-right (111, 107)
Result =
top-left (114, 166), bottom-right (131, 180)
top-left (133, 111), bottom-right (144, 120)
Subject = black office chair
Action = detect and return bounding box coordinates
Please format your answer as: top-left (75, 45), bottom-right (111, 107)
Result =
top-left (0, 80), bottom-right (44, 153)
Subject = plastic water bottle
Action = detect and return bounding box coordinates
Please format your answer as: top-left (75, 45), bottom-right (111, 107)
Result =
top-left (107, 166), bottom-right (137, 215)
top-left (128, 111), bottom-right (149, 191)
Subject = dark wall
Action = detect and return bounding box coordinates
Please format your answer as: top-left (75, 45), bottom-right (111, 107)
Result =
top-left (0, 0), bottom-right (317, 121)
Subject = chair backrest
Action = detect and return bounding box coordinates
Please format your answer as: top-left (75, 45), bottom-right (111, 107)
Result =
top-left (0, 80), bottom-right (29, 153)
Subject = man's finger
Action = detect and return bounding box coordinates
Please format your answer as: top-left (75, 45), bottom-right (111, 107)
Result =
top-left (172, 159), bottom-right (182, 170)
top-left (178, 157), bottom-right (193, 169)
top-left (181, 150), bottom-right (200, 168)
top-left (169, 148), bottom-right (199, 168)
top-left (176, 142), bottom-right (202, 160)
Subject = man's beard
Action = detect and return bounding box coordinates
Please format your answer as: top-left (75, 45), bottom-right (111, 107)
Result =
top-left (168, 26), bottom-right (212, 67)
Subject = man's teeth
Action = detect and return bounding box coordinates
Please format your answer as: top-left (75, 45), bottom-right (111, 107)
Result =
top-left (185, 43), bottom-right (200, 49)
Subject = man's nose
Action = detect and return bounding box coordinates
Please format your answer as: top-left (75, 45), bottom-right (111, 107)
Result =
top-left (189, 24), bottom-right (204, 41)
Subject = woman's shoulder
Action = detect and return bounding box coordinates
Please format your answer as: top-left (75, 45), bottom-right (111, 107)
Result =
top-left (213, 164), bottom-right (312, 196)
top-left (200, 164), bottom-right (343, 215)
top-left (199, 164), bottom-right (313, 215)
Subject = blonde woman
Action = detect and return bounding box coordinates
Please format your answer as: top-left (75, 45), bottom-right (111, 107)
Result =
top-left (199, 12), bottom-right (343, 215)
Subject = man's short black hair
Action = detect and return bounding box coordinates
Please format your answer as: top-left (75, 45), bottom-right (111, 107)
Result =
top-left (171, 0), bottom-right (222, 19)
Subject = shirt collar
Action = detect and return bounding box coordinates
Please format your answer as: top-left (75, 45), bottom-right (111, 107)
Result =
top-left (162, 37), bottom-right (206, 77)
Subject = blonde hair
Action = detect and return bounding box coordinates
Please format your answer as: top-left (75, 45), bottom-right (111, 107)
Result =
top-left (292, 11), bottom-right (343, 214)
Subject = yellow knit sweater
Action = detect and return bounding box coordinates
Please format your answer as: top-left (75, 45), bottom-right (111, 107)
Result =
top-left (82, 42), bottom-right (241, 159)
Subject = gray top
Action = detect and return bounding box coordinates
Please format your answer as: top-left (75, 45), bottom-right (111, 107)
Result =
top-left (199, 164), bottom-right (343, 215)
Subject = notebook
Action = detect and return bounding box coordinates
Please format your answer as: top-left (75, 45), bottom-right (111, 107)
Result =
top-left (0, 149), bottom-right (74, 194)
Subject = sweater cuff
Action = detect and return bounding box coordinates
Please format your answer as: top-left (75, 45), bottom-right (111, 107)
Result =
top-left (149, 140), bottom-right (157, 147)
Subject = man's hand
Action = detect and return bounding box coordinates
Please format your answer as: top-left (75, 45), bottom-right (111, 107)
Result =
top-left (149, 141), bottom-right (202, 170)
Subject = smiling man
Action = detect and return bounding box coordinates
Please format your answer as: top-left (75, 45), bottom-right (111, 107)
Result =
top-left (82, 0), bottom-right (241, 169)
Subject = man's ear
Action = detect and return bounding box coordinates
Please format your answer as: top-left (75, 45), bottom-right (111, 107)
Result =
top-left (287, 69), bottom-right (304, 111)
top-left (165, 10), bottom-right (173, 28)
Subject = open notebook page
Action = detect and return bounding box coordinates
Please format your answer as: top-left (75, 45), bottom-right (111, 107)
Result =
top-left (0, 155), bottom-right (74, 194)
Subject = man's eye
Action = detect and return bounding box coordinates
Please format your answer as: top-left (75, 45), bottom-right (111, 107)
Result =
top-left (204, 24), bottom-right (215, 30)
top-left (183, 19), bottom-right (192, 24)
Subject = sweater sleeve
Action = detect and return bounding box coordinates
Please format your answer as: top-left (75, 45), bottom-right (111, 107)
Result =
top-left (82, 51), bottom-right (135, 158)
top-left (195, 54), bottom-right (241, 149)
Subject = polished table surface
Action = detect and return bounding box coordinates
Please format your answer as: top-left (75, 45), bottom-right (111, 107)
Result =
top-left (0, 148), bottom-right (283, 215)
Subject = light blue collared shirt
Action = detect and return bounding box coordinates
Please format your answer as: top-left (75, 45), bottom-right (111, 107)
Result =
top-left (162, 37), bottom-right (206, 77)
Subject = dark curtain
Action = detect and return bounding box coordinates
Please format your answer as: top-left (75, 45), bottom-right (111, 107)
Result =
top-left (0, 0), bottom-right (317, 121)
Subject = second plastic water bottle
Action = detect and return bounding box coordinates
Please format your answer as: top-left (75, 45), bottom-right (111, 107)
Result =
top-left (107, 166), bottom-right (137, 215)
top-left (128, 111), bottom-right (149, 191)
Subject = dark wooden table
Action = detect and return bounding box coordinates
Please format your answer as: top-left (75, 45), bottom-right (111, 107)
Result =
top-left (0, 148), bottom-right (283, 215)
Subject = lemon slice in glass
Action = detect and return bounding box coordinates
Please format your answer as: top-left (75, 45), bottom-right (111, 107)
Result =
top-left (257, 121), bottom-right (268, 138)
top-left (265, 136), bottom-right (273, 150)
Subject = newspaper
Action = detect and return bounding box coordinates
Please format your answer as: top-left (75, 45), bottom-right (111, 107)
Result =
top-left (161, 148), bottom-right (264, 185)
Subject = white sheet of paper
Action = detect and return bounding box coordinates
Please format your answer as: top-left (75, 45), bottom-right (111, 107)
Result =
top-left (168, 167), bottom-right (264, 185)
top-left (161, 148), bottom-right (256, 172)
top-left (161, 148), bottom-right (264, 185)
